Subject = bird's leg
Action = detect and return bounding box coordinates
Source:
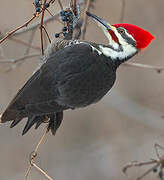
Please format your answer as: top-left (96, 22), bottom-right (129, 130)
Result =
top-left (24, 126), bottom-right (50, 180)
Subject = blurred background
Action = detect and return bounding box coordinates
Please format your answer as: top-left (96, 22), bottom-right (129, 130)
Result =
top-left (0, 0), bottom-right (164, 179)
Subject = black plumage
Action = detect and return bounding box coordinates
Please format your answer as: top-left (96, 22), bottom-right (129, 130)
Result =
top-left (1, 41), bottom-right (118, 135)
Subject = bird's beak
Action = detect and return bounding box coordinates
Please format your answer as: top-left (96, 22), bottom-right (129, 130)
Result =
top-left (86, 12), bottom-right (115, 31)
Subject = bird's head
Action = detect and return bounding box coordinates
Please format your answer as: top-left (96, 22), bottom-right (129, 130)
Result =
top-left (86, 12), bottom-right (155, 61)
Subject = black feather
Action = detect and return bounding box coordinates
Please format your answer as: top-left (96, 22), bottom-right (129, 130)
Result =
top-left (35, 116), bottom-right (46, 129)
top-left (22, 115), bottom-right (37, 135)
top-left (10, 118), bottom-right (22, 128)
top-left (48, 112), bottom-right (63, 135)
top-left (1, 42), bottom-right (123, 135)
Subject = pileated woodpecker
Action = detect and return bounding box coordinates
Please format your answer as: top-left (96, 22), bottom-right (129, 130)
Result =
top-left (0, 12), bottom-right (155, 135)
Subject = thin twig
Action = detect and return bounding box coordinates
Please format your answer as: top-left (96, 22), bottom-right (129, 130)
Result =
top-left (43, 22), bottom-right (48, 48)
top-left (24, 127), bottom-right (49, 180)
top-left (32, 162), bottom-right (53, 180)
top-left (45, 9), bottom-right (63, 24)
top-left (40, 0), bottom-right (47, 55)
top-left (154, 143), bottom-right (164, 160)
top-left (57, 0), bottom-right (63, 10)
top-left (0, 15), bottom-right (36, 44)
top-left (123, 144), bottom-right (164, 180)
top-left (42, 25), bottom-right (51, 43)
top-left (24, 165), bottom-right (32, 180)
top-left (123, 160), bottom-right (157, 175)
top-left (0, 53), bottom-right (40, 73)
top-left (46, 8), bottom-right (54, 17)
top-left (123, 62), bottom-right (164, 73)
top-left (0, 2), bottom-right (85, 40)
top-left (34, 129), bottom-right (48, 153)
top-left (49, 0), bottom-right (56, 4)
top-left (137, 162), bottom-right (160, 180)
top-left (81, 0), bottom-right (91, 40)
top-left (13, 14), bottom-right (60, 36)
top-left (73, 0), bottom-right (77, 15)
top-left (8, 37), bottom-right (40, 50)
top-left (24, 29), bottom-right (37, 55)
top-left (0, 53), bottom-right (40, 64)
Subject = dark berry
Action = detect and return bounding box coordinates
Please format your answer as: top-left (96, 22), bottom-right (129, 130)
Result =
top-left (61, 16), bottom-right (67, 22)
top-left (36, 7), bottom-right (41, 12)
top-left (34, 0), bottom-right (40, 7)
top-left (62, 27), bottom-right (67, 32)
top-left (65, 12), bottom-right (72, 17)
top-left (63, 32), bottom-right (67, 36)
top-left (60, 10), bottom-right (65, 16)
top-left (36, 3), bottom-right (41, 7)
top-left (35, 0), bottom-right (39, 4)
top-left (153, 168), bottom-right (158, 173)
top-left (44, 3), bottom-right (49, 8)
top-left (55, 33), bottom-right (60, 38)
top-left (68, 16), bottom-right (73, 22)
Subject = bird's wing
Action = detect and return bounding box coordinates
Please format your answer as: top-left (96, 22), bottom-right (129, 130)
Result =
top-left (1, 39), bottom-right (72, 122)
top-left (24, 42), bottom-right (100, 113)
top-left (33, 42), bottom-right (116, 109)
top-left (2, 42), bottom-right (115, 120)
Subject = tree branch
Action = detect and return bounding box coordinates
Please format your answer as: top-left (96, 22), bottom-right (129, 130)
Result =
top-left (9, 37), bottom-right (40, 51)
top-left (123, 62), bottom-right (164, 73)
top-left (0, 53), bottom-right (40, 64)
top-left (81, 0), bottom-right (91, 40)
top-left (0, 15), bottom-right (36, 44)
top-left (24, 127), bottom-right (49, 180)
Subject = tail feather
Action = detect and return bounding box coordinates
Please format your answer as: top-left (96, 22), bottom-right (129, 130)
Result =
top-left (10, 118), bottom-right (22, 128)
top-left (35, 116), bottom-right (46, 129)
top-left (22, 115), bottom-right (37, 135)
top-left (48, 112), bottom-right (63, 135)
top-left (22, 112), bottom-right (63, 135)
top-left (1, 108), bottom-right (26, 123)
top-left (1, 108), bottom-right (64, 135)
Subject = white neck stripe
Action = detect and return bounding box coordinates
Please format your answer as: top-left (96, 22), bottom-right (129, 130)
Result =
top-left (99, 44), bottom-right (137, 61)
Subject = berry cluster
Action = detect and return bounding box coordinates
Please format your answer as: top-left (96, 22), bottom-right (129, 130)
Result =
top-left (153, 167), bottom-right (164, 180)
top-left (60, 10), bottom-right (72, 22)
top-left (55, 10), bottom-right (73, 38)
top-left (34, 0), bottom-right (41, 13)
top-left (34, 0), bottom-right (50, 13)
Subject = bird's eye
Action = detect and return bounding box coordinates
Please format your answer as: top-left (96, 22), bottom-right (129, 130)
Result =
top-left (118, 28), bottom-right (125, 34)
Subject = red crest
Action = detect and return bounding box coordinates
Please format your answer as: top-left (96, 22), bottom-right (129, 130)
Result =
top-left (113, 23), bottom-right (155, 49)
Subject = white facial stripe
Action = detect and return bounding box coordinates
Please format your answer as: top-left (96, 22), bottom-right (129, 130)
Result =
top-left (95, 21), bottom-right (119, 50)
top-left (72, 30), bottom-right (137, 60)
top-left (97, 25), bottom-right (137, 60)
top-left (124, 29), bottom-right (135, 41)
top-left (99, 44), bottom-right (137, 60)
top-left (114, 29), bottom-right (128, 46)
